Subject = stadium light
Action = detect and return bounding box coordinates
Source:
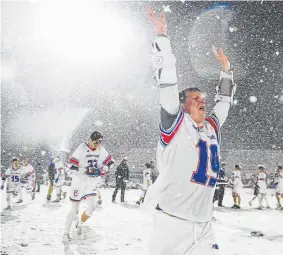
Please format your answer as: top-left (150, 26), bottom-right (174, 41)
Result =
top-left (33, 1), bottom-right (133, 63)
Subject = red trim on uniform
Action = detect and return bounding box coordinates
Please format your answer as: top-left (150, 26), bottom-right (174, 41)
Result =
top-left (103, 155), bottom-right (112, 166)
top-left (258, 178), bottom-right (265, 180)
top-left (160, 114), bottom-right (184, 145)
top-left (205, 117), bottom-right (217, 133)
top-left (69, 158), bottom-right (79, 165)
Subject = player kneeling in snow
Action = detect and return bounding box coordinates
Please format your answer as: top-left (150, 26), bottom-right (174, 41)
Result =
top-left (63, 131), bottom-right (114, 242)
top-left (1, 157), bottom-right (27, 209)
top-left (136, 163), bottom-right (153, 205)
top-left (257, 165), bottom-right (270, 210)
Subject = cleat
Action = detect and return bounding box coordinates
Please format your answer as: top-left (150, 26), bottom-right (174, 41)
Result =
top-left (31, 194), bottom-right (35, 200)
top-left (136, 201), bottom-right (141, 205)
top-left (52, 198), bottom-right (60, 203)
top-left (63, 233), bottom-right (70, 244)
top-left (248, 201), bottom-right (252, 207)
top-left (16, 199), bottom-right (23, 203)
top-left (257, 206), bottom-right (263, 210)
top-left (5, 205), bottom-right (12, 210)
top-left (97, 199), bottom-right (102, 205)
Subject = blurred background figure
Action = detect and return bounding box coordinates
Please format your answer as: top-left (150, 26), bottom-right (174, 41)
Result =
top-left (257, 165), bottom-right (270, 210)
top-left (213, 162), bottom-right (227, 207)
top-left (46, 157), bottom-right (57, 201)
top-left (35, 162), bottom-right (45, 192)
top-left (232, 164), bottom-right (243, 209)
top-left (112, 157), bottom-right (129, 203)
top-left (22, 158), bottom-right (36, 200)
top-left (136, 162), bottom-right (153, 205)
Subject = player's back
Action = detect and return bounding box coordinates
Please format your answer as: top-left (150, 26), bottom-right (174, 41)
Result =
top-left (153, 113), bottom-right (220, 222)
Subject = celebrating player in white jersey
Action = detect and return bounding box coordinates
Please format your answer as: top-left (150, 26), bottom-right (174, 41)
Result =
top-left (22, 158), bottom-right (36, 200)
top-left (232, 164), bottom-right (243, 209)
top-left (257, 165), bottom-right (270, 209)
top-left (136, 163), bottom-right (153, 205)
top-left (1, 157), bottom-right (27, 209)
top-left (145, 8), bottom-right (236, 254)
top-left (63, 131), bottom-right (114, 242)
top-left (275, 165), bottom-right (283, 209)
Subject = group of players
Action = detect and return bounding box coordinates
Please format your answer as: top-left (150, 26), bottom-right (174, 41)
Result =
top-left (214, 163), bottom-right (283, 210)
top-left (1, 158), bottom-right (36, 209)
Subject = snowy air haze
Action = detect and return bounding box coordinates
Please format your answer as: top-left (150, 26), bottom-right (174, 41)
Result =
top-left (1, 1), bottom-right (283, 255)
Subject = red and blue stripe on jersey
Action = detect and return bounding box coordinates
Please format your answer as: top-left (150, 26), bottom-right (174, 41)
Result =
top-left (160, 109), bottom-right (184, 147)
top-left (205, 114), bottom-right (221, 144)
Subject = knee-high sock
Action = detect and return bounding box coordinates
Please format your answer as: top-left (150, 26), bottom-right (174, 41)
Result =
top-left (64, 202), bottom-right (80, 234)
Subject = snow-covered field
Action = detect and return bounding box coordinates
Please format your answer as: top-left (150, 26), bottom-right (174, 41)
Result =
top-left (1, 186), bottom-right (282, 255)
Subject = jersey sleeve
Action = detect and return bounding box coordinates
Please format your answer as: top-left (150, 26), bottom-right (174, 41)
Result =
top-left (151, 36), bottom-right (184, 147)
top-left (68, 145), bottom-right (81, 167)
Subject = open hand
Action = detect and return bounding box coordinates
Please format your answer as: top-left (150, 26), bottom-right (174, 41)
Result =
top-left (212, 45), bottom-right (230, 72)
top-left (146, 7), bottom-right (167, 36)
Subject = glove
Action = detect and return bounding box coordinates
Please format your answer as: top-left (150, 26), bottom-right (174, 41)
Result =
top-left (1, 185), bottom-right (4, 190)
top-left (55, 177), bottom-right (59, 183)
top-left (85, 167), bottom-right (101, 177)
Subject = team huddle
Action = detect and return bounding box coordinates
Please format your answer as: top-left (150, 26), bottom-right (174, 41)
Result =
top-left (1, 7), bottom-right (282, 254)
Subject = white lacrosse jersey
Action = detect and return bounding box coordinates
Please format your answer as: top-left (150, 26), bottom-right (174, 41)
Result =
top-left (22, 164), bottom-right (36, 181)
top-left (68, 142), bottom-right (113, 177)
top-left (145, 35), bottom-right (233, 223)
top-left (257, 172), bottom-right (266, 186)
top-left (2, 167), bottom-right (26, 190)
top-left (143, 167), bottom-right (153, 191)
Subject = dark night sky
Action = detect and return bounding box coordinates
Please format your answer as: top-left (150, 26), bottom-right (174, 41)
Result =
top-left (1, 1), bottom-right (283, 168)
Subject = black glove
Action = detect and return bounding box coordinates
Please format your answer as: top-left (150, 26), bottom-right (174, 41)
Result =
top-left (1, 185), bottom-right (4, 190)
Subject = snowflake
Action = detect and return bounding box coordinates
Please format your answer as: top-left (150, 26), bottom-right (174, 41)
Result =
top-left (163, 5), bottom-right (171, 13)
top-left (275, 51), bottom-right (279, 56)
top-left (260, 79), bottom-right (263, 83)
top-left (249, 96), bottom-right (257, 103)
top-left (94, 120), bottom-right (104, 127)
top-left (233, 99), bottom-right (238, 105)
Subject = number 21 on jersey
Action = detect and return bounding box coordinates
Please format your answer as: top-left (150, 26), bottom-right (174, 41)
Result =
top-left (191, 140), bottom-right (219, 187)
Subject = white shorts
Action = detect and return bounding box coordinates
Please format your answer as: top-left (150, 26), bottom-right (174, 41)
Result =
top-left (149, 210), bottom-right (219, 255)
top-left (69, 174), bottom-right (99, 202)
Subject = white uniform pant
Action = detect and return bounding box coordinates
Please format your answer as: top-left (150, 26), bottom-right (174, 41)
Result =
top-left (54, 177), bottom-right (65, 196)
top-left (65, 174), bottom-right (99, 234)
top-left (6, 183), bottom-right (22, 206)
top-left (64, 196), bottom-right (97, 234)
top-left (258, 193), bottom-right (269, 207)
top-left (149, 210), bottom-right (219, 255)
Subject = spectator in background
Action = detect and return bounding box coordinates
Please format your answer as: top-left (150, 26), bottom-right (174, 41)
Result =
top-left (149, 160), bottom-right (157, 183)
top-left (35, 162), bottom-right (45, 192)
top-left (213, 162), bottom-right (227, 207)
top-left (112, 157), bottom-right (129, 203)
top-left (46, 158), bottom-right (57, 201)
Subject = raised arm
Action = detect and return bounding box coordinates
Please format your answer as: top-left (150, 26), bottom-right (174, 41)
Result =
top-left (205, 46), bottom-right (236, 140)
top-left (147, 8), bottom-right (180, 130)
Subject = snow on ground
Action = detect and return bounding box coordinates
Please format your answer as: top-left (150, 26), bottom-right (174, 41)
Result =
top-left (1, 186), bottom-right (282, 255)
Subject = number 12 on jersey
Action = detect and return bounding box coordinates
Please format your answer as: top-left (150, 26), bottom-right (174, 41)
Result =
top-left (191, 140), bottom-right (219, 187)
